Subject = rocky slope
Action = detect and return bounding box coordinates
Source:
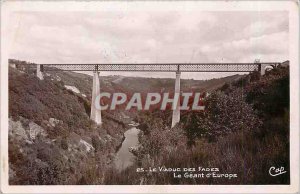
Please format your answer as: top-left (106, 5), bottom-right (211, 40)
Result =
top-left (9, 66), bottom-right (126, 184)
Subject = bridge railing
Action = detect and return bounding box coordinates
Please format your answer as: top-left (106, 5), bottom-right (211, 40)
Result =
top-left (36, 63), bottom-right (270, 72)
top-left (13, 62), bottom-right (283, 73)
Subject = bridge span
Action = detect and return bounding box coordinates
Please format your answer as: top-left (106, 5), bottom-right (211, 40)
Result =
top-left (31, 62), bottom-right (282, 127)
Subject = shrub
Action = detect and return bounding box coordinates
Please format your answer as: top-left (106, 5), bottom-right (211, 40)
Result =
top-left (61, 138), bottom-right (68, 150)
top-left (182, 89), bottom-right (262, 143)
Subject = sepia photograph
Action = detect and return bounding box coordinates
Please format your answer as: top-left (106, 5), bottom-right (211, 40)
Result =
top-left (1, 1), bottom-right (299, 193)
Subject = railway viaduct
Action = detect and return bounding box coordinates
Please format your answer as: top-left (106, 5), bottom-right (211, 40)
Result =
top-left (32, 62), bottom-right (284, 127)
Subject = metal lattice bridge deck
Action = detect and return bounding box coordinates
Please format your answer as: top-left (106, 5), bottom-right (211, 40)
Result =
top-left (38, 62), bottom-right (281, 72)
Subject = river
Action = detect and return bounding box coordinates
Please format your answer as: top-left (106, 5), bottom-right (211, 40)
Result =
top-left (114, 124), bottom-right (140, 171)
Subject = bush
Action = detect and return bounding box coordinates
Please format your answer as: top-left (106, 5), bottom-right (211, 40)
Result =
top-left (182, 89), bottom-right (262, 143)
top-left (61, 138), bottom-right (68, 150)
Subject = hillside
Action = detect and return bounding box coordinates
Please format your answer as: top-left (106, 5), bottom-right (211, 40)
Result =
top-left (109, 65), bottom-right (290, 185)
top-left (9, 67), bottom-right (127, 184)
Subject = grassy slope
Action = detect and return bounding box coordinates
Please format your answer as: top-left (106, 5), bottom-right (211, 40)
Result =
top-left (8, 67), bottom-right (126, 184)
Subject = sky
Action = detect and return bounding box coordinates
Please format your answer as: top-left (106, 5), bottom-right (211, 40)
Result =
top-left (8, 11), bottom-right (288, 80)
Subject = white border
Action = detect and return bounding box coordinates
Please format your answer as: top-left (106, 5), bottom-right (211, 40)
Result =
top-left (1, 1), bottom-right (299, 193)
